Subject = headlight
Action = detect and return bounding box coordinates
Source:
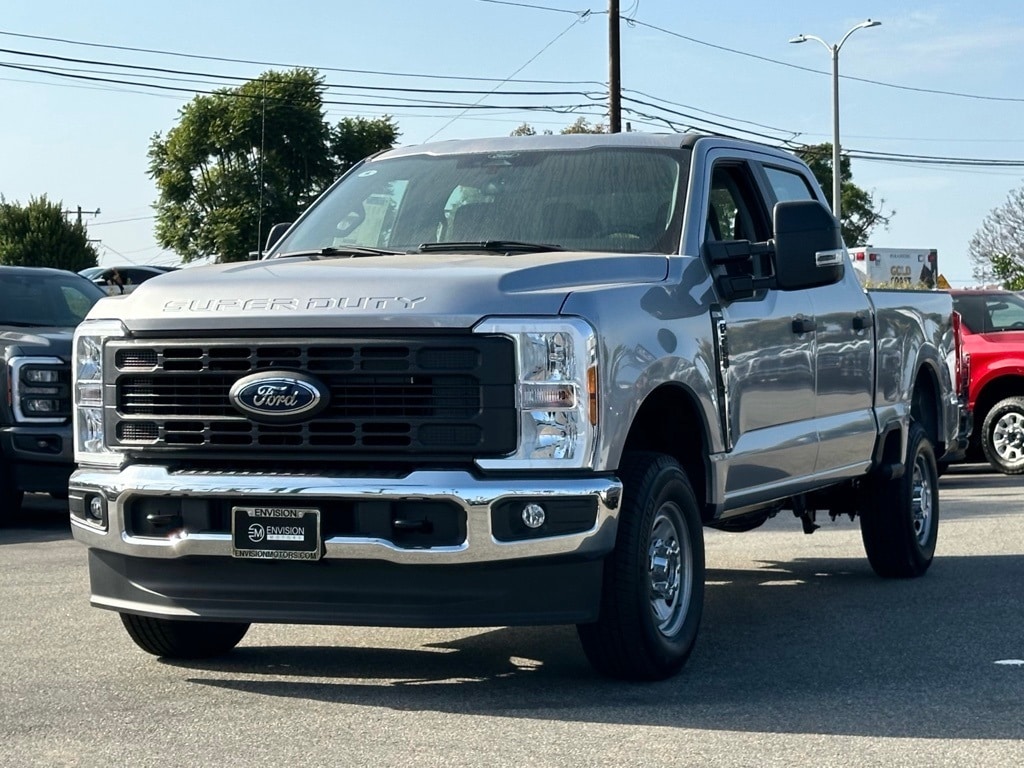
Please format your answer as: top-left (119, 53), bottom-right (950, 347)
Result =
top-left (474, 317), bottom-right (598, 470)
top-left (73, 319), bottom-right (128, 467)
top-left (8, 357), bottom-right (69, 423)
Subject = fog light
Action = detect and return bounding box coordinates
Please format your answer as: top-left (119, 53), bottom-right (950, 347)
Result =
top-left (521, 503), bottom-right (546, 529)
top-left (88, 495), bottom-right (106, 522)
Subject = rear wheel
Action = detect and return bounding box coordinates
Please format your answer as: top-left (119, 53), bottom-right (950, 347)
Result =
top-left (981, 396), bottom-right (1024, 475)
top-left (577, 452), bottom-right (705, 681)
top-left (860, 422), bottom-right (938, 578)
top-left (120, 614), bottom-right (250, 659)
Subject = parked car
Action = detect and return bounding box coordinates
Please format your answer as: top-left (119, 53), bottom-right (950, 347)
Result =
top-left (949, 288), bottom-right (1024, 473)
top-left (78, 265), bottom-right (171, 295)
top-left (1, 266), bottom-right (107, 514)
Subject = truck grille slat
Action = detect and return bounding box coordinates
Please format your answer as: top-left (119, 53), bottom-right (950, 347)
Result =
top-left (109, 336), bottom-right (516, 457)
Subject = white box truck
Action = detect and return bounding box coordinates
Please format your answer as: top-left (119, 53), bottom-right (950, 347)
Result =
top-left (850, 246), bottom-right (938, 288)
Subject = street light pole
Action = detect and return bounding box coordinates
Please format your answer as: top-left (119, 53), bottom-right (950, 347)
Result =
top-left (790, 19), bottom-right (880, 228)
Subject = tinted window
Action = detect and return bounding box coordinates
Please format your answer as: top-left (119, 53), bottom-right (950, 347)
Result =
top-left (953, 292), bottom-right (1024, 333)
top-left (764, 166), bottom-right (817, 202)
top-left (0, 271), bottom-right (105, 327)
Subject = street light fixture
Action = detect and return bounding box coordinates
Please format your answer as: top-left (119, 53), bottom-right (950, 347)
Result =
top-left (789, 19), bottom-right (881, 229)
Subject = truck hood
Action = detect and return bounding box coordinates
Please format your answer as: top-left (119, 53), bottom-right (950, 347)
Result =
top-left (88, 251), bottom-right (669, 332)
top-left (0, 326), bottom-right (74, 360)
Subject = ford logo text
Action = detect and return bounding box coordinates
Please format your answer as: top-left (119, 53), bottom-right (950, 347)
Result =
top-left (228, 372), bottom-right (329, 423)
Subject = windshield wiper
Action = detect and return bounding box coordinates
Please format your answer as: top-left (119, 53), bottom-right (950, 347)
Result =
top-left (417, 240), bottom-right (563, 254)
top-left (274, 245), bottom-right (406, 260)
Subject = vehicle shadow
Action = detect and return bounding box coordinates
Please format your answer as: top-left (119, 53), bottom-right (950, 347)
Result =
top-left (0, 495), bottom-right (71, 544)
top-left (178, 552), bottom-right (1024, 740)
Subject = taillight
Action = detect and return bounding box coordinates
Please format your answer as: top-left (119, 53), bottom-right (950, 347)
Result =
top-left (951, 310), bottom-right (970, 401)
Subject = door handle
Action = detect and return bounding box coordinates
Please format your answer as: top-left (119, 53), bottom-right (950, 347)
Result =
top-left (852, 313), bottom-right (869, 331)
top-left (792, 316), bottom-right (817, 334)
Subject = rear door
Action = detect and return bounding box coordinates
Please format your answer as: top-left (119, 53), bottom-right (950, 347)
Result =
top-left (759, 162), bottom-right (875, 476)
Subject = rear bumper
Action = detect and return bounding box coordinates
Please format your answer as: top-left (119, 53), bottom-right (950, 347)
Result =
top-left (941, 403), bottom-right (973, 463)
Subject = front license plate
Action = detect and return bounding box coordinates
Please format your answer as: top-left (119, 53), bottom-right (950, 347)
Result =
top-left (231, 506), bottom-right (321, 560)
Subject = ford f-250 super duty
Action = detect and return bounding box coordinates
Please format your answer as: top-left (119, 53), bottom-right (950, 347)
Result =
top-left (1, 266), bottom-right (106, 516)
top-left (69, 133), bottom-right (963, 680)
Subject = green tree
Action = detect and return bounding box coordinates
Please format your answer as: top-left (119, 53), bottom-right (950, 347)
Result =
top-left (149, 68), bottom-right (399, 263)
top-left (0, 195), bottom-right (98, 271)
top-left (560, 117), bottom-right (607, 134)
top-left (510, 118), bottom-right (604, 137)
top-left (969, 185), bottom-right (1024, 289)
top-left (794, 143), bottom-right (893, 247)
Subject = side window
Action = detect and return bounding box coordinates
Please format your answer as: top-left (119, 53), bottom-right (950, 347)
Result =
top-left (707, 164), bottom-right (769, 243)
top-left (764, 165), bottom-right (817, 202)
top-left (706, 161), bottom-right (772, 281)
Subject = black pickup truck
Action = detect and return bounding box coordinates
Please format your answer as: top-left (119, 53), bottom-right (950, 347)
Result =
top-left (1, 266), bottom-right (106, 514)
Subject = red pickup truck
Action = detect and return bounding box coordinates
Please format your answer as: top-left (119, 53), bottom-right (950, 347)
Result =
top-left (949, 288), bottom-right (1024, 473)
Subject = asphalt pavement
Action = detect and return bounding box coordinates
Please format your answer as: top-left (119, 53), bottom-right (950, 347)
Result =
top-left (1, 464), bottom-right (1021, 768)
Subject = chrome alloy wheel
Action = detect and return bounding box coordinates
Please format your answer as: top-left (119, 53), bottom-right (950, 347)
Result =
top-left (648, 503), bottom-right (693, 637)
top-left (911, 450), bottom-right (935, 546)
top-left (992, 410), bottom-right (1024, 464)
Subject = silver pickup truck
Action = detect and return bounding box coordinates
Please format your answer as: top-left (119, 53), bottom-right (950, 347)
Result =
top-left (69, 133), bottom-right (964, 680)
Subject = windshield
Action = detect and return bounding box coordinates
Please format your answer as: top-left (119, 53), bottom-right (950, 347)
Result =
top-left (954, 292), bottom-right (1024, 333)
top-left (0, 270), bottom-right (106, 327)
top-left (272, 147), bottom-right (685, 256)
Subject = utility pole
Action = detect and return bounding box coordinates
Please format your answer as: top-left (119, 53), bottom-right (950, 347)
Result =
top-left (63, 206), bottom-right (101, 226)
top-left (608, 0), bottom-right (621, 133)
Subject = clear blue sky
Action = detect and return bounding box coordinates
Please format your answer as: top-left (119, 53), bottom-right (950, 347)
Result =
top-left (3, 0), bottom-right (1024, 286)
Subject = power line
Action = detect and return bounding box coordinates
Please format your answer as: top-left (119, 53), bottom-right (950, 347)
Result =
top-left (627, 17), bottom-right (1024, 104)
top-left (0, 28), bottom-right (603, 86)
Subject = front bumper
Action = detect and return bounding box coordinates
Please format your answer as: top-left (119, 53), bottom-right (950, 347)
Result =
top-left (69, 466), bottom-right (622, 626)
top-left (0, 424), bottom-right (74, 494)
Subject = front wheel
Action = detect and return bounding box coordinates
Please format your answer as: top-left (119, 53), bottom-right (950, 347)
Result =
top-left (577, 452), bottom-right (705, 681)
top-left (981, 396), bottom-right (1024, 474)
top-left (120, 613), bottom-right (250, 659)
top-left (860, 422), bottom-right (939, 578)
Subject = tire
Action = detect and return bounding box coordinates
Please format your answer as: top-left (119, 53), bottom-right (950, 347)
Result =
top-left (860, 422), bottom-right (939, 578)
top-left (981, 396), bottom-right (1024, 475)
top-left (120, 613), bottom-right (250, 659)
top-left (577, 452), bottom-right (705, 681)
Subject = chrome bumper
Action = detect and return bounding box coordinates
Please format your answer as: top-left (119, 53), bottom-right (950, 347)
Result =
top-left (69, 465), bottom-right (622, 565)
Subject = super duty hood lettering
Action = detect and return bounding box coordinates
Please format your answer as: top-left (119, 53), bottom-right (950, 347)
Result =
top-left (163, 296), bottom-right (427, 312)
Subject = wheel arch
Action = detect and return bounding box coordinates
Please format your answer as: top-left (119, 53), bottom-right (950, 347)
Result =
top-left (911, 362), bottom-right (943, 454)
top-left (974, 373), bottom-right (1024, 429)
top-left (620, 382), bottom-right (712, 522)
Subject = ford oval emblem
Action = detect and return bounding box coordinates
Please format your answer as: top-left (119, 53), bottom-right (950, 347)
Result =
top-left (228, 371), bottom-right (329, 423)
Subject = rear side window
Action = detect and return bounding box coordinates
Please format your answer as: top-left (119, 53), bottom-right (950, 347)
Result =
top-left (764, 166), bottom-right (817, 202)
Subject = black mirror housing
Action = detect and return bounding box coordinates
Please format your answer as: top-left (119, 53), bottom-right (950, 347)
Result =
top-left (772, 200), bottom-right (845, 291)
top-left (264, 222), bottom-right (292, 253)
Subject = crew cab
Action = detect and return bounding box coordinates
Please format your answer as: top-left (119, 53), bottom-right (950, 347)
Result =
top-left (69, 133), bottom-right (962, 680)
top-left (1, 266), bottom-right (106, 514)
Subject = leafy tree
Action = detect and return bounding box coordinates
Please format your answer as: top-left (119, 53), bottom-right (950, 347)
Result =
top-left (794, 143), bottom-right (893, 247)
top-left (149, 68), bottom-right (399, 263)
top-left (510, 118), bottom-right (605, 137)
top-left (0, 195), bottom-right (98, 271)
top-left (969, 185), bottom-right (1024, 289)
top-left (560, 117), bottom-right (607, 134)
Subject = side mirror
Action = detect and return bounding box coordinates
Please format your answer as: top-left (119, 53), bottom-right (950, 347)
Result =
top-left (772, 200), bottom-right (845, 291)
top-left (265, 222), bottom-right (292, 253)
